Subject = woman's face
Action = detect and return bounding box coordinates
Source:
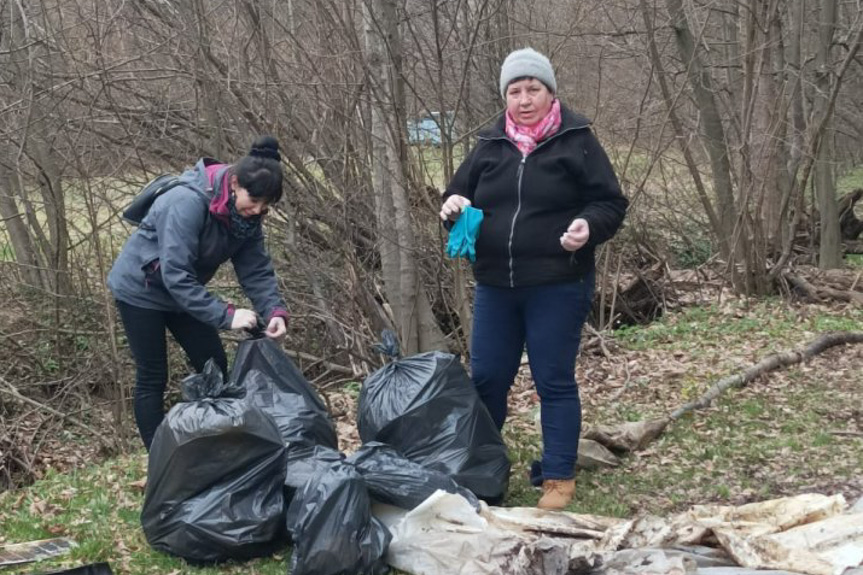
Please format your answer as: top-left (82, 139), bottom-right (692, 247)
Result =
top-left (505, 78), bottom-right (554, 126)
top-left (231, 176), bottom-right (269, 218)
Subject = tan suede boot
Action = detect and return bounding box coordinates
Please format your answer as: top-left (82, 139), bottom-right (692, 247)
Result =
top-left (537, 478), bottom-right (575, 510)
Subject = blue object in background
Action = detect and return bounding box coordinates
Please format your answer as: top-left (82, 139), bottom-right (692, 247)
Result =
top-left (406, 111), bottom-right (455, 146)
top-left (446, 206), bottom-right (484, 262)
top-left (407, 116), bottom-right (442, 145)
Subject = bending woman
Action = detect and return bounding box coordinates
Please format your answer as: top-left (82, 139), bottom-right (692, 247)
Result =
top-left (441, 49), bottom-right (628, 510)
top-left (108, 136), bottom-right (289, 449)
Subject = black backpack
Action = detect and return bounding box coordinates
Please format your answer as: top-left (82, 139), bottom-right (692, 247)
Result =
top-left (121, 174), bottom-right (183, 225)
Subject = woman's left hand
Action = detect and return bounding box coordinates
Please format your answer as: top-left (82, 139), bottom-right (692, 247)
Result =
top-left (560, 218), bottom-right (590, 252)
top-left (265, 316), bottom-right (287, 340)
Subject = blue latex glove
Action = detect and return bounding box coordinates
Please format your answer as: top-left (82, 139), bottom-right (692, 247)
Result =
top-left (446, 206), bottom-right (484, 262)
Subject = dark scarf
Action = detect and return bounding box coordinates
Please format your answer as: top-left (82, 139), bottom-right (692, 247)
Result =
top-left (227, 193), bottom-right (263, 239)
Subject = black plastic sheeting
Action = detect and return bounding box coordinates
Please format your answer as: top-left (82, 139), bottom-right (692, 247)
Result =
top-left (357, 347), bottom-right (510, 503)
top-left (286, 460), bottom-right (391, 575)
top-left (140, 360), bottom-right (288, 563)
top-left (232, 339), bottom-right (338, 450)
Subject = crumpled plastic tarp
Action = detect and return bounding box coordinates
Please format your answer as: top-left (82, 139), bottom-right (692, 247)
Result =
top-left (141, 360), bottom-right (287, 563)
top-left (376, 490), bottom-right (624, 575)
top-left (378, 491), bottom-right (863, 575)
top-left (358, 337), bottom-right (510, 503)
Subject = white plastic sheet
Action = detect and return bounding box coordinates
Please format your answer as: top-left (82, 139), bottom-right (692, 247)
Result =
top-left (379, 492), bottom-right (863, 575)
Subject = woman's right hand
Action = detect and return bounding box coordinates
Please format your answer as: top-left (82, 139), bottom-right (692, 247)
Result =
top-left (440, 195), bottom-right (471, 221)
top-left (230, 308), bottom-right (258, 331)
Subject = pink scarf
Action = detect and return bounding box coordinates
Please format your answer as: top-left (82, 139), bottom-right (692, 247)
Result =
top-left (505, 99), bottom-right (562, 156)
top-left (205, 163), bottom-right (232, 225)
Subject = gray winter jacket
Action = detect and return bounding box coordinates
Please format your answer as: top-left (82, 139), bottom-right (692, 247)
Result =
top-left (107, 158), bottom-right (287, 329)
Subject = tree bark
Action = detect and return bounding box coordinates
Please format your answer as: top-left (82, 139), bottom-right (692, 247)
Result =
top-left (814, 0), bottom-right (842, 268)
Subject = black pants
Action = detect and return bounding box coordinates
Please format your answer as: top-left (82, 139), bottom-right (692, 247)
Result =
top-left (115, 300), bottom-right (227, 450)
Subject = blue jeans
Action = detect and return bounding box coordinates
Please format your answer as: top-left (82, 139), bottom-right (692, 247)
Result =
top-left (470, 275), bottom-right (594, 480)
top-left (115, 300), bottom-right (228, 450)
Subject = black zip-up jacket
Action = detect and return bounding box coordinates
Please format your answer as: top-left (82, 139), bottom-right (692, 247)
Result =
top-left (443, 105), bottom-right (628, 287)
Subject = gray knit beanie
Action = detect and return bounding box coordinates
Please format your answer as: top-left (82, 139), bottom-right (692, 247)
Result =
top-left (499, 48), bottom-right (557, 98)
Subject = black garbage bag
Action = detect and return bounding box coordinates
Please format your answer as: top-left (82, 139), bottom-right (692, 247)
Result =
top-left (141, 360), bottom-right (288, 563)
top-left (284, 443), bottom-right (345, 502)
top-left (347, 442), bottom-right (480, 510)
top-left (286, 460), bottom-right (391, 575)
top-left (357, 333), bottom-right (510, 503)
top-left (232, 338), bottom-right (338, 449)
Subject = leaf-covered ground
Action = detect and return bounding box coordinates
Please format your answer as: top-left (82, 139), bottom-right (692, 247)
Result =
top-left (1, 297), bottom-right (860, 574)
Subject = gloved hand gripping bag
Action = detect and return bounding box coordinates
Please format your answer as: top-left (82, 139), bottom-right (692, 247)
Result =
top-left (231, 338), bottom-right (338, 450)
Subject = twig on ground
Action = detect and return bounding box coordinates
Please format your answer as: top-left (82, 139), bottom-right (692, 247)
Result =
top-left (584, 324), bottom-right (613, 359)
top-left (609, 358), bottom-right (633, 403)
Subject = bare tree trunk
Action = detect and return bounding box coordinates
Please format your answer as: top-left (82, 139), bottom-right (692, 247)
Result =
top-left (814, 0), bottom-right (841, 268)
top-left (787, 0), bottom-right (807, 189)
top-left (761, 11), bottom-right (794, 254)
top-left (639, 0), bottom-right (720, 235)
top-left (664, 0), bottom-right (743, 288)
top-left (4, 1), bottom-right (72, 297)
top-left (769, 22), bottom-right (863, 277)
top-left (759, 9), bottom-right (791, 253)
top-left (29, 141), bottom-right (72, 298)
top-left (0, 163), bottom-right (43, 288)
top-left (363, 0), bottom-right (446, 354)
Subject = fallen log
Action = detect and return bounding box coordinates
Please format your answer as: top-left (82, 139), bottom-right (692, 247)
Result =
top-left (784, 272), bottom-right (863, 305)
top-left (589, 332), bottom-right (863, 454)
top-left (670, 331), bottom-right (863, 420)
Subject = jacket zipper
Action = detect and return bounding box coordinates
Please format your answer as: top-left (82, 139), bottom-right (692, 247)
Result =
top-left (479, 124), bottom-right (587, 287)
top-left (509, 157), bottom-right (526, 287)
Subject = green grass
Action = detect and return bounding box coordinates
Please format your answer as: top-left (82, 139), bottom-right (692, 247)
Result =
top-left (837, 164), bottom-right (863, 196)
top-left (502, 298), bottom-right (862, 515)
top-left (0, 240), bottom-right (13, 262)
top-left (0, 455), bottom-right (288, 575)
top-left (614, 299), bottom-right (863, 353)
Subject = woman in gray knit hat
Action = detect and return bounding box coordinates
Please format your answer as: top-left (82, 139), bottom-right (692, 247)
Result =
top-left (441, 47), bottom-right (628, 510)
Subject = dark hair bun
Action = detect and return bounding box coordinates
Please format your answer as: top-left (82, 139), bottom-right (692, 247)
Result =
top-left (249, 136), bottom-right (281, 162)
